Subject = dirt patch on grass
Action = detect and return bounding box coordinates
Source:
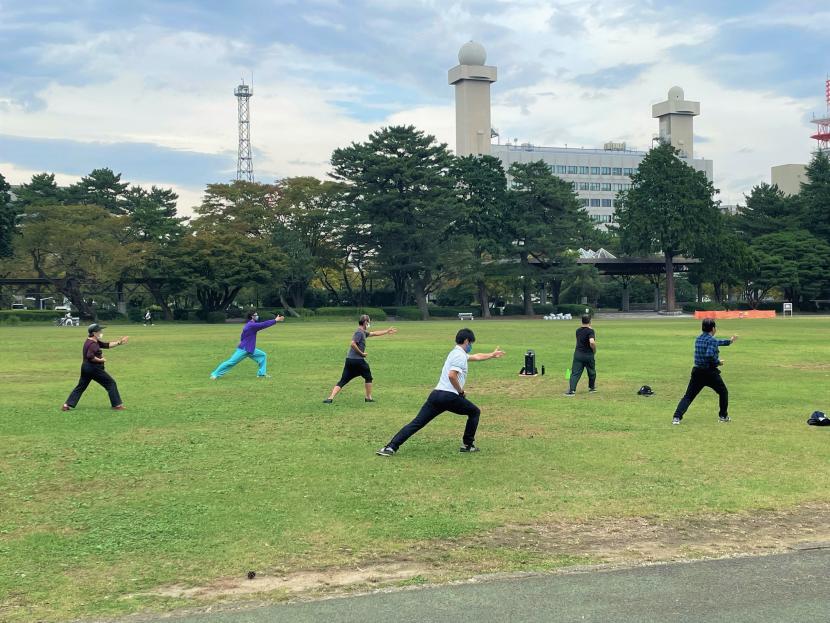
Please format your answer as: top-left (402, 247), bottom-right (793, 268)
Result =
top-left (465, 502), bottom-right (830, 565)
top-left (134, 562), bottom-right (429, 601)
top-left (137, 503), bottom-right (830, 608)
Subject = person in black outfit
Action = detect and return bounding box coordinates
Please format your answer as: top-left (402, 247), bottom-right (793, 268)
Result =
top-left (62, 323), bottom-right (129, 411)
top-left (323, 314), bottom-right (397, 403)
top-left (564, 315), bottom-right (597, 395)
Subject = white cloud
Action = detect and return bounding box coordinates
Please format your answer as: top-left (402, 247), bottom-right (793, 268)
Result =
top-left (0, 0), bottom-right (825, 210)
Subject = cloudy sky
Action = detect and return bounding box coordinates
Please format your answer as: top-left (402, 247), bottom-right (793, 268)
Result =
top-left (1, 0), bottom-right (828, 212)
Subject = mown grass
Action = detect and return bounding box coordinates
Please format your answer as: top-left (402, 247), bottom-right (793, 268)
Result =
top-left (1, 318), bottom-right (830, 621)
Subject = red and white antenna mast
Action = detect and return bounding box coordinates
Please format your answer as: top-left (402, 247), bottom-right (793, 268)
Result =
top-left (810, 77), bottom-right (830, 152)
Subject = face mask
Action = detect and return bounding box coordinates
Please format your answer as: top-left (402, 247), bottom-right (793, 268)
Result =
top-left (98, 333), bottom-right (104, 339)
top-left (365, 323), bottom-right (371, 330)
top-left (252, 315), bottom-right (259, 322)
top-left (465, 343), bottom-right (473, 354)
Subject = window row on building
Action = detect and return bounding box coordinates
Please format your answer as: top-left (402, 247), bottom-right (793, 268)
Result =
top-left (575, 182), bottom-right (631, 192)
top-left (578, 198), bottom-right (615, 208)
top-left (551, 165), bottom-right (637, 176)
top-left (590, 214), bottom-right (614, 224)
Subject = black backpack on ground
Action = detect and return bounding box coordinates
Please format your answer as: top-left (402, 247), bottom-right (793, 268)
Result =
top-left (808, 411), bottom-right (830, 426)
top-left (637, 385), bottom-right (654, 396)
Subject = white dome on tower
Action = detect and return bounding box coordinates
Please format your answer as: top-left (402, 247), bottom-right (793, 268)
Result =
top-left (668, 86), bottom-right (684, 100)
top-left (458, 41), bottom-right (487, 66)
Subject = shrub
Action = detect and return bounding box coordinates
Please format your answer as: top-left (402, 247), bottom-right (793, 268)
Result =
top-left (682, 302), bottom-right (725, 313)
top-left (95, 309), bottom-right (123, 321)
top-left (173, 309), bottom-right (190, 321)
top-left (205, 311), bottom-right (227, 324)
top-left (127, 307), bottom-right (144, 323)
top-left (0, 310), bottom-right (64, 322)
top-left (313, 307), bottom-right (387, 321)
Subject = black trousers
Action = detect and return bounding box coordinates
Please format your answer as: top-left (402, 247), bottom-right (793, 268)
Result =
top-left (673, 366), bottom-right (728, 419)
top-left (336, 358), bottom-right (373, 387)
top-left (388, 390), bottom-right (480, 450)
top-left (569, 351), bottom-right (596, 391)
top-left (66, 362), bottom-right (122, 408)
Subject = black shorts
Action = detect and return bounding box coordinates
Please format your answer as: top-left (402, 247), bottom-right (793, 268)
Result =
top-left (337, 358), bottom-right (373, 387)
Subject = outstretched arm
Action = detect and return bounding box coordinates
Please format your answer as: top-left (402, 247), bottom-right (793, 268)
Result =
top-left (468, 347), bottom-right (505, 362)
top-left (368, 327), bottom-right (398, 337)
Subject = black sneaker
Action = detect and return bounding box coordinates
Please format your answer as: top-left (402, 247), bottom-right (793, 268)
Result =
top-left (563, 391), bottom-right (575, 397)
top-left (589, 388), bottom-right (597, 393)
top-left (376, 446), bottom-right (396, 457)
top-left (672, 416), bottom-right (681, 425)
top-left (365, 398), bottom-right (375, 403)
top-left (323, 399), bottom-right (333, 404)
top-left (459, 444), bottom-right (479, 453)
top-left (719, 415), bottom-right (731, 423)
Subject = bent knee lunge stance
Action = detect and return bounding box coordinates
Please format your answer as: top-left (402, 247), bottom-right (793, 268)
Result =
top-left (210, 310), bottom-right (284, 379)
top-left (672, 318), bottom-right (738, 425)
top-left (324, 314), bottom-right (397, 403)
top-left (377, 328), bottom-right (503, 456)
top-left (62, 323), bottom-right (129, 411)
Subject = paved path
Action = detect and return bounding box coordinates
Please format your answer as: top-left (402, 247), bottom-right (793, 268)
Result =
top-left (162, 549), bottom-right (830, 623)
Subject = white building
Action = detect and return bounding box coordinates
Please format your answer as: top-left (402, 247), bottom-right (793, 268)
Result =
top-left (450, 43), bottom-right (714, 227)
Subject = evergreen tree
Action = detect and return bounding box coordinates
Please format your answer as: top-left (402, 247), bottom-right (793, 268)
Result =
top-left (614, 142), bottom-right (720, 312)
top-left (0, 172), bottom-right (15, 257)
top-left (331, 125), bottom-right (458, 319)
top-left (800, 150), bottom-right (830, 243)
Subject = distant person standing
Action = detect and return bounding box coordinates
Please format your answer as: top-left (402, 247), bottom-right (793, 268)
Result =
top-left (672, 319), bottom-right (738, 425)
top-left (210, 310), bottom-right (284, 380)
top-left (143, 309), bottom-right (153, 326)
top-left (323, 314), bottom-right (398, 403)
top-left (564, 315), bottom-right (596, 396)
top-left (376, 328), bottom-right (504, 456)
top-left (62, 323), bottom-right (129, 411)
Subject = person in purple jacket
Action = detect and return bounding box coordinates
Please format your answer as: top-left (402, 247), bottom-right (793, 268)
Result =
top-left (210, 310), bottom-right (284, 380)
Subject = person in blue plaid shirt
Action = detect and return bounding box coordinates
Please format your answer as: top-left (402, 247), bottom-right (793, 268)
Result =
top-left (672, 318), bottom-right (738, 425)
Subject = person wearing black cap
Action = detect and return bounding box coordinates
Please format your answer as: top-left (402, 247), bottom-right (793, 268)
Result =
top-left (62, 323), bottom-right (129, 411)
top-left (672, 318), bottom-right (738, 425)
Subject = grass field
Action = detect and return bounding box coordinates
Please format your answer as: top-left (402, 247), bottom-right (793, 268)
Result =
top-left (2, 317), bottom-right (830, 621)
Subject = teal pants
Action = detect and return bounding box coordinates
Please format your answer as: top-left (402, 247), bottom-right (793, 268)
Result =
top-left (211, 348), bottom-right (267, 378)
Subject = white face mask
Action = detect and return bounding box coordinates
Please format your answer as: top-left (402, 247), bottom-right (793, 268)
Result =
top-left (98, 333), bottom-right (104, 339)
top-left (366, 323), bottom-right (371, 330)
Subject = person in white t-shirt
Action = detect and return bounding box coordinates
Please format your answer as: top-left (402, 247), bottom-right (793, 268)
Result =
top-left (376, 328), bottom-right (504, 456)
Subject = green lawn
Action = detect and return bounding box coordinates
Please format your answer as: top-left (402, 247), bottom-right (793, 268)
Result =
top-left (2, 318), bottom-right (830, 621)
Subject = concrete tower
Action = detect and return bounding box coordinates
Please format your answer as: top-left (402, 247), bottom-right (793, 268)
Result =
top-left (651, 86), bottom-right (700, 158)
top-left (449, 41), bottom-right (497, 156)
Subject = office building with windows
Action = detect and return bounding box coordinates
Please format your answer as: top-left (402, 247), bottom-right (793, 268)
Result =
top-left (450, 43), bottom-right (714, 228)
top-left (491, 140), bottom-right (713, 227)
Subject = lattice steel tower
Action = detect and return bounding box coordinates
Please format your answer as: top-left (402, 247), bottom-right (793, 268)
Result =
top-left (234, 80), bottom-right (254, 181)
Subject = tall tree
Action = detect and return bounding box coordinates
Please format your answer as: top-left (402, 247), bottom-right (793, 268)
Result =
top-left (13, 173), bottom-right (66, 209)
top-left (273, 177), bottom-right (342, 310)
top-left (735, 183), bottom-right (801, 241)
top-left (508, 160), bottom-right (590, 314)
top-left (451, 155), bottom-right (509, 318)
top-left (16, 203), bottom-right (136, 319)
top-left (0, 172), bottom-right (16, 257)
top-left (67, 168), bottom-right (130, 214)
top-left (800, 150), bottom-right (830, 243)
top-left (331, 125), bottom-right (458, 319)
top-left (614, 142), bottom-right (720, 312)
top-left (751, 230), bottom-right (830, 305)
top-left (120, 185), bottom-right (187, 319)
top-left (183, 182), bottom-right (285, 313)
top-left (687, 213), bottom-right (754, 303)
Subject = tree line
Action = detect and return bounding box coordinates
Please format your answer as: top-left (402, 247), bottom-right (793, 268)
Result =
top-left (1, 126), bottom-right (829, 320)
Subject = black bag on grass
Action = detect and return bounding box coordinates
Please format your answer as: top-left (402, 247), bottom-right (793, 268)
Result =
top-left (807, 411), bottom-right (830, 426)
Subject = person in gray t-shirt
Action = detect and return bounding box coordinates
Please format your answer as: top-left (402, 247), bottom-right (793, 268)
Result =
top-left (324, 314), bottom-right (398, 403)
